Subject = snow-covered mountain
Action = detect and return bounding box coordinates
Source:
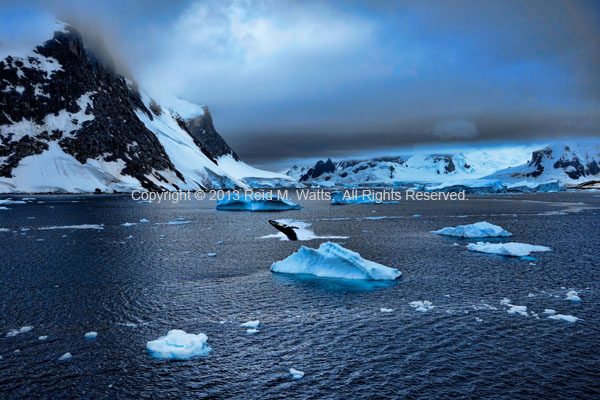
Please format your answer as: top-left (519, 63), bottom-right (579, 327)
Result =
top-left (483, 141), bottom-right (600, 188)
top-left (0, 22), bottom-right (296, 193)
top-left (287, 146), bottom-right (538, 187)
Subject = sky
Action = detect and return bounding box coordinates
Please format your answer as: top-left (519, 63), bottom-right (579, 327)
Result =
top-left (1, 0), bottom-right (599, 169)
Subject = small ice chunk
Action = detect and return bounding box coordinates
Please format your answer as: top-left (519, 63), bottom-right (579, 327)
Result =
top-left (6, 326), bottom-right (33, 337)
top-left (409, 301), bottom-right (434, 312)
top-left (58, 352), bottom-right (72, 361)
top-left (177, 217), bottom-right (185, 221)
top-left (527, 293), bottom-right (536, 297)
top-left (548, 314), bottom-right (580, 322)
top-left (240, 320), bottom-right (260, 329)
top-left (122, 222), bottom-right (136, 227)
top-left (543, 309), bottom-right (556, 315)
top-left (412, 214), bottom-right (421, 217)
top-left (84, 331), bottom-right (98, 339)
top-left (38, 335), bottom-right (48, 340)
top-left (207, 253), bottom-right (217, 257)
top-left (146, 330), bottom-right (211, 360)
top-left (216, 240), bottom-right (224, 244)
top-left (139, 219), bottom-right (150, 223)
top-left (380, 308), bottom-right (394, 313)
top-left (246, 329), bottom-right (259, 334)
top-left (271, 242), bottom-right (401, 281)
top-left (290, 368), bottom-right (305, 379)
top-left (475, 317), bottom-right (483, 322)
top-left (507, 305), bottom-right (528, 316)
top-left (565, 290), bottom-right (581, 302)
top-left (432, 221), bottom-right (512, 238)
top-left (466, 242), bottom-right (551, 257)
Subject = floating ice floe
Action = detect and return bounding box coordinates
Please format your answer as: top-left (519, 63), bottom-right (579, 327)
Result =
top-left (6, 326), bottom-right (33, 337)
top-left (500, 298), bottom-right (528, 316)
top-left (409, 301), bottom-right (434, 312)
top-left (122, 222), bottom-right (136, 227)
top-left (412, 214), bottom-right (421, 217)
top-left (240, 320), bottom-right (260, 329)
top-left (467, 242), bottom-right (551, 257)
top-left (543, 309), bottom-right (557, 315)
top-left (380, 308), bottom-right (394, 313)
top-left (39, 224), bottom-right (104, 230)
top-left (216, 195), bottom-right (300, 211)
top-left (431, 221), bottom-right (512, 238)
top-left (270, 242), bottom-right (401, 281)
top-left (290, 368), bottom-right (305, 380)
top-left (58, 352), bottom-right (72, 361)
top-left (38, 335), bottom-right (48, 340)
top-left (139, 219), bottom-right (150, 223)
top-left (261, 219), bottom-right (348, 241)
top-left (548, 314), bottom-right (580, 323)
top-left (207, 253), bottom-right (217, 257)
top-left (146, 330), bottom-right (211, 360)
top-left (84, 331), bottom-right (98, 339)
top-left (565, 290), bottom-right (581, 302)
top-left (0, 199), bottom-right (26, 205)
top-left (246, 329), bottom-right (259, 335)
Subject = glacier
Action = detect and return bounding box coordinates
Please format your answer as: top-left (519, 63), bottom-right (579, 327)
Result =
top-left (146, 329), bottom-right (212, 360)
top-left (467, 242), bottom-right (552, 257)
top-left (270, 242), bottom-right (401, 281)
top-left (216, 195), bottom-right (300, 211)
top-left (431, 221), bottom-right (512, 238)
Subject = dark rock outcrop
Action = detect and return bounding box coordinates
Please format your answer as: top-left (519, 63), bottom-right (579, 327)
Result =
top-left (299, 158), bottom-right (336, 181)
top-left (186, 107), bottom-right (239, 161)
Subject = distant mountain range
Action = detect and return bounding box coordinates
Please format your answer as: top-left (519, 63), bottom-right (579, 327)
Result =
top-left (0, 22), bottom-right (296, 193)
top-left (287, 141), bottom-right (600, 192)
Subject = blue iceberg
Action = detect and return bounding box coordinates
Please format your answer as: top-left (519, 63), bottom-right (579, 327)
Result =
top-left (146, 329), bottom-right (212, 360)
top-left (432, 221), bottom-right (512, 238)
top-left (271, 242), bottom-right (401, 281)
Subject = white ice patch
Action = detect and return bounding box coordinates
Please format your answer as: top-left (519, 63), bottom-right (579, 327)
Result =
top-left (548, 314), bottom-right (580, 323)
top-left (543, 309), bottom-right (556, 315)
top-left (216, 196), bottom-right (300, 211)
top-left (432, 221), bottom-right (512, 238)
top-left (290, 368), bottom-right (305, 379)
top-left (271, 242), bottom-right (401, 281)
top-left (39, 224), bottom-right (104, 230)
top-left (6, 326), bottom-right (33, 337)
top-left (139, 219), bottom-right (150, 223)
top-left (38, 335), bottom-right (48, 341)
top-left (467, 242), bottom-right (552, 257)
top-left (246, 329), bottom-right (259, 335)
top-left (380, 308), bottom-right (394, 313)
top-left (240, 320), bottom-right (260, 329)
top-left (58, 352), bottom-right (72, 361)
top-left (0, 199), bottom-right (26, 205)
top-left (409, 301), bottom-right (434, 312)
top-left (500, 298), bottom-right (528, 316)
top-left (260, 219), bottom-right (348, 241)
top-left (565, 290), bottom-right (581, 302)
top-left (146, 329), bottom-right (211, 360)
top-left (84, 331), bottom-right (98, 339)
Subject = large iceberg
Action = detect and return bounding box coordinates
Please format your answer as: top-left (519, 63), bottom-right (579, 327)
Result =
top-left (431, 221), bottom-right (511, 238)
top-left (467, 242), bottom-right (552, 257)
top-left (146, 329), bottom-right (212, 360)
top-left (270, 242), bottom-right (401, 281)
top-left (216, 195), bottom-right (300, 211)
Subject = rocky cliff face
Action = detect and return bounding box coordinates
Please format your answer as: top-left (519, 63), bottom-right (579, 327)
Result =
top-left (186, 107), bottom-right (239, 161)
top-left (0, 22), bottom-right (295, 193)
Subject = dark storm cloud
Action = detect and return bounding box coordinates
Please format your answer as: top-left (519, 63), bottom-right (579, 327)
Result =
top-left (1, 0), bottom-right (599, 165)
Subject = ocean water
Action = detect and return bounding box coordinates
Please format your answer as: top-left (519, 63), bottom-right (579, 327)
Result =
top-left (0, 192), bottom-right (599, 399)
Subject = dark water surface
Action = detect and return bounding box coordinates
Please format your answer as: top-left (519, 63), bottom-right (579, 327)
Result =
top-left (0, 192), bottom-right (599, 399)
